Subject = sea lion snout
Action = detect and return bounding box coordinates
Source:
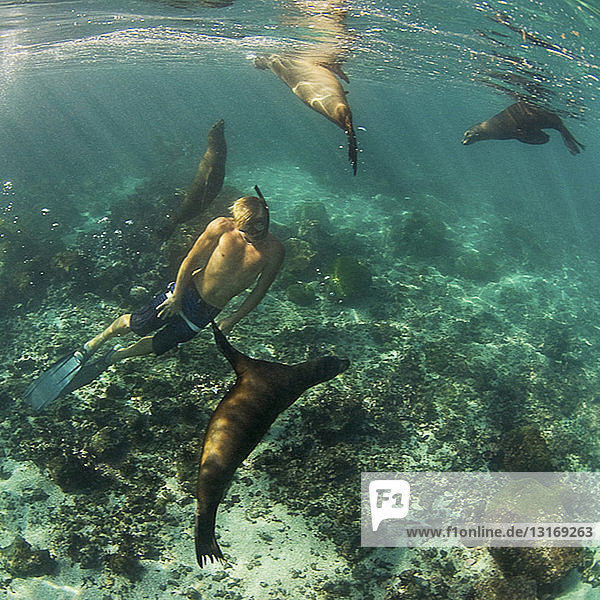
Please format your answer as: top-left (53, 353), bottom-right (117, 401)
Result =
top-left (211, 119), bottom-right (225, 131)
top-left (462, 128), bottom-right (478, 145)
top-left (313, 355), bottom-right (350, 383)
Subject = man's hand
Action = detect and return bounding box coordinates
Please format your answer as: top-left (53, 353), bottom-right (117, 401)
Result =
top-left (217, 316), bottom-right (237, 336)
top-left (156, 295), bottom-right (182, 319)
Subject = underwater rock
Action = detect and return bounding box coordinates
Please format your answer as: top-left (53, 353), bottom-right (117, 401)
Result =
top-left (497, 219), bottom-right (552, 270)
top-left (50, 249), bottom-right (94, 284)
top-left (47, 452), bottom-right (109, 493)
top-left (129, 285), bottom-right (149, 300)
top-left (293, 201), bottom-right (332, 230)
top-left (390, 210), bottom-right (454, 260)
top-left (285, 282), bottom-right (316, 306)
top-left (282, 237), bottom-right (316, 275)
top-left (471, 574), bottom-right (537, 599)
top-left (331, 256), bottom-right (373, 299)
top-left (490, 546), bottom-right (583, 587)
top-left (106, 541), bottom-right (144, 581)
top-left (538, 318), bottom-right (577, 368)
top-left (90, 426), bottom-right (129, 464)
top-left (494, 424), bottom-right (554, 472)
top-left (383, 569), bottom-right (439, 599)
top-left (454, 248), bottom-right (499, 281)
top-left (0, 536), bottom-right (57, 578)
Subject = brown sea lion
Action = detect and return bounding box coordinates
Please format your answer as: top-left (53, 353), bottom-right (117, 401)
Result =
top-left (462, 102), bottom-right (584, 154)
top-left (255, 53), bottom-right (358, 174)
top-left (194, 322), bottom-right (349, 567)
top-left (175, 118), bottom-right (226, 224)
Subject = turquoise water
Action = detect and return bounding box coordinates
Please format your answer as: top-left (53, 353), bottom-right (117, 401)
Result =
top-left (2, 1), bottom-right (600, 599)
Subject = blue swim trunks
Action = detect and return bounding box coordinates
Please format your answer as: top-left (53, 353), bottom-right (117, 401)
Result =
top-left (130, 282), bottom-right (221, 355)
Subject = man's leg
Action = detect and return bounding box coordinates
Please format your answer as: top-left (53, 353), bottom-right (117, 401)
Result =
top-left (107, 336), bottom-right (155, 364)
top-left (84, 314), bottom-right (132, 355)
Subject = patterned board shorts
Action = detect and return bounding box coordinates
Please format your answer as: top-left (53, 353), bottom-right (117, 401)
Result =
top-left (130, 282), bottom-right (221, 355)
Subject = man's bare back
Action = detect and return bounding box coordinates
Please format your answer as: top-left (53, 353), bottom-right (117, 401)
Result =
top-left (192, 216), bottom-right (283, 309)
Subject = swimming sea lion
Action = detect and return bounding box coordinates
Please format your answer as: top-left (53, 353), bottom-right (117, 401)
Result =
top-left (194, 322), bottom-right (349, 567)
top-left (255, 53), bottom-right (358, 174)
top-left (175, 118), bottom-right (227, 224)
top-left (462, 102), bottom-right (584, 154)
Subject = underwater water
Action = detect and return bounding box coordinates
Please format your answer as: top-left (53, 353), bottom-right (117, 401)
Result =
top-left (2, 0), bottom-right (600, 598)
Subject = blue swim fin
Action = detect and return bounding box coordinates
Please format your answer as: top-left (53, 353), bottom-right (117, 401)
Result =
top-left (59, 353), bottom-right (112, 397)
top-left (23, 349), bottom-right (88, 411)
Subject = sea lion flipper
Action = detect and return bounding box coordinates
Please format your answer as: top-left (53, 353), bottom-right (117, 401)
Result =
top-left (516, 128), bottom-right (550, 145)
top-left (343, 114), bottom-right (357, 175)
top-left (211, 321), bottom-right (248, 372)
top-left (195, 511), bottom-right (224, 568)
top-left (559, 127), bottom-right (584, 154)
top-left (319, 61), bottom-right (350, 83)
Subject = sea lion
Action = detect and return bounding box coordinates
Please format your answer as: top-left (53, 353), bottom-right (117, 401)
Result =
top-left (194, 322), bottom-right (349, 567)
top-left (255, 53), bottom-right (358, 174)
top-left (175, 118), bottom-right (227, 224)
top-left (462, 102), bottom-right (584, 155)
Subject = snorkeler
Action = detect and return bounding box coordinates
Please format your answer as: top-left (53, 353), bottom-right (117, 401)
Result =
top-left (23, 190), bottom-right (285, 411)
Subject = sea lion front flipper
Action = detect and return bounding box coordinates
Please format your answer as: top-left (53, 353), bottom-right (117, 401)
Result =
top-left (516, 128), bottom-right (550, 145)
top-left (319, 61), bottom-right (350, 83)
top-left (343, 113), bottom-right (357, 175)
top-left (211, 321), bottom-right (250, 374)
top-left (195, 510), bottom-right (224, 568)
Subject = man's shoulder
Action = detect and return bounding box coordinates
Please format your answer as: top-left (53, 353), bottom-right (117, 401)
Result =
top-left (206, 216), bottom-right (235, 234)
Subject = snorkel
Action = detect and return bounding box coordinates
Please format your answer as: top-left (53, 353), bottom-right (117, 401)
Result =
top-left (249, 185), bottom-right (270, 241)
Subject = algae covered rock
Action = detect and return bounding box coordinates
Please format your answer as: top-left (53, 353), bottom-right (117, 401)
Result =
top-left (495, 424), bottom-right (554, 472)
top-left (0, 536), bottom-right (57, 578)
top-left (283, 237), bottom-right (316, 275)
top-left (490, 546), bottom-right (583, 586)
top-left (331, 256), bottom-right (372, 299)
top-left (90, 426), bottom-right (129, 464)
top-left (293, 201), bottom-right (331, 230)
top-left (286, 282), bottom-right (316, 306)
top-left (454, 248), bottom-right (498, 281)
top-left (390, 210), bottom-right (453, 259)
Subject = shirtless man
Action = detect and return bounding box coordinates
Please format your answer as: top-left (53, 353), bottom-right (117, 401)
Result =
top-left (84, 195), bottom-right (284, 363)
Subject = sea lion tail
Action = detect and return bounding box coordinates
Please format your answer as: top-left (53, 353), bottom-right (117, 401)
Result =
top-left (195, 511), bottom-right (224, 568)
top-left (559, 127), bottom-right (584, 155)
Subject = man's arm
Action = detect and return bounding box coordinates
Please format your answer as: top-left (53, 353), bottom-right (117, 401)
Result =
top-left (157, 218), bottom-right (227, 319)
top-left (218, 241), bottom-right (285, 334)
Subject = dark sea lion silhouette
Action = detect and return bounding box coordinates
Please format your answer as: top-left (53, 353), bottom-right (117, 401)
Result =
top-left (174, 118), bottom-right (227, 225)
top-left (462, 102), bottom-right (584, 154)
top-left (194, 322), bottom-right (349, 567)
top-left (254, 53), bottom-right (358, 174)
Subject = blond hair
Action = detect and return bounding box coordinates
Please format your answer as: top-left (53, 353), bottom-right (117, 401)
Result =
top-left (230, 196), bottom-right (269, 229)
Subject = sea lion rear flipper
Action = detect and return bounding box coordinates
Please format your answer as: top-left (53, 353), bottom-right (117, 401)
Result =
top-left (559, 127), bottom-right (585, 155)
top-left (516, 128), bottom-right (550, 145)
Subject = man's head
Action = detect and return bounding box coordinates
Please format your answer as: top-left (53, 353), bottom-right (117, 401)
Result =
top-left (231, 196), bottom-right (270, 243)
